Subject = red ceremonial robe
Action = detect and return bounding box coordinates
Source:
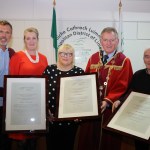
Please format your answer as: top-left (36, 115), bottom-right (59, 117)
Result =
top-left (77, 51), bottom-right (133, 150)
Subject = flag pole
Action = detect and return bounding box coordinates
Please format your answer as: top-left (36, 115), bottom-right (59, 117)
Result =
top-left (118, 0), bottom-right (123, 52)
top-left (53, 0), bottom-right (56, 6)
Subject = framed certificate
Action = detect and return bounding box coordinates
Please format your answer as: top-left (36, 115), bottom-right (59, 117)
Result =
top-left (55, 73), bottom-right (101, 120)
top-left (104, 91), bottom-right (150, 141)
top-left (3, 75), bottom-right (49, 133)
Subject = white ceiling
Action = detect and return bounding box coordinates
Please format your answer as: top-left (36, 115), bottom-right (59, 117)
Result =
top-left (56, 0), bottom-right (150, 13)
top-left (124, 0), bottom-right (150, 12)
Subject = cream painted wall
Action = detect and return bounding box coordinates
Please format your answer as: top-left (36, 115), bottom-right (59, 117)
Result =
top-left (1, 0), bottom-right (150, 72)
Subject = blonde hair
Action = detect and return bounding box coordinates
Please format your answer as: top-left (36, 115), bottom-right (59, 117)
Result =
top-left (57, 44), bottom-right (75, 65)
top-left (24, 27), bottom-right (39, 40)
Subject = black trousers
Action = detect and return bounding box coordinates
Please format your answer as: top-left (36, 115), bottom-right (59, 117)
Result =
top-left (12, 138), bottom-right (37, 150)
top-left (46, 123), bottom-right (78, 150)
top-left (135, 140), bottom-right (149, 150)
top-left (0, 107), bottom-right (11, 150)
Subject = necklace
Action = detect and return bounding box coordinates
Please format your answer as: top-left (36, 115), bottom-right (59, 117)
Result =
top-left (24, 50), bottom-right (39, 63)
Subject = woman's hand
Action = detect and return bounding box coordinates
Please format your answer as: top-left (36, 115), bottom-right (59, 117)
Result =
top-left (74, 118), bottom-right (82, 123)
top-left (47, 109), bottom-right (55, 122)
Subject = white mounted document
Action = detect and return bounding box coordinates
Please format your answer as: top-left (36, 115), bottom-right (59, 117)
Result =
top-left (107, 91), bottom-right (150, 140)
top-left (3, 75), bottom-right (48, 133)
top-left (55, 73), bottom-right (100, 120)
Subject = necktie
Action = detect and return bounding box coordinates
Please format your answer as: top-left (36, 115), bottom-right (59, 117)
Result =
top-left (103, 55), bottom-right (109, 64)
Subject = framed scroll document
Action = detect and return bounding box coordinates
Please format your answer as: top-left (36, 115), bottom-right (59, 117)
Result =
top-left (55, 73), bottom-right (100, 120)
top-left (105, 91), bottom-right (150, 141)
top-left (3, 75), bottom-right (48, 133)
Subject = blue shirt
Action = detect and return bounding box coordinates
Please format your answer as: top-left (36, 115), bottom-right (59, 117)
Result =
top-left (0, 48), bottom-right (9, 106)
top-left (103, 50), bottom-right (117, 62)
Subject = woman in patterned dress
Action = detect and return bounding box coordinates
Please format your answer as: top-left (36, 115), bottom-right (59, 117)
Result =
top-left (43, 44), bottom-right (84, 150)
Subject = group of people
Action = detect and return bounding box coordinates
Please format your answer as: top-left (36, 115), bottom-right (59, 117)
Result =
top-left (0, 19), bottom-right (150, 150)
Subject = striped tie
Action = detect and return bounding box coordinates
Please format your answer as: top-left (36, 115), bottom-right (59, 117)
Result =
top-left (103, 55), bottom-right (109, 64)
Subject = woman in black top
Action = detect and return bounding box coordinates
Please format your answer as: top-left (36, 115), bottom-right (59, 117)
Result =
top-left (43, 44), bottom-right (84, 150)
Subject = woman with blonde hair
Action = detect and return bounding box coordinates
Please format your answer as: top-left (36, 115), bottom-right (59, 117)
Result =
top-left (9, 27), bottom-right (48, 150)
top-left (10, 27), bottom-right (48, 75)
top-left (43, 43), bottom-right (84, 150)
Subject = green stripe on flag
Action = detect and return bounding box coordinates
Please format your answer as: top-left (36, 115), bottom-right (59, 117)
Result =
top-left (51, 7), bottom-right (57, 61)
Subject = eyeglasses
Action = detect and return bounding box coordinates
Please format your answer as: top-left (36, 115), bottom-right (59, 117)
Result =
top-left (59, 52), bottom-right (73, 57)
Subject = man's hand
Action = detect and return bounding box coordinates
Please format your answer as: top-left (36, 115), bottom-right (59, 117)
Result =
top-left (101, 101), bottom-right (108, 113)
top-left (112, 100), bottom-right (121, 112)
